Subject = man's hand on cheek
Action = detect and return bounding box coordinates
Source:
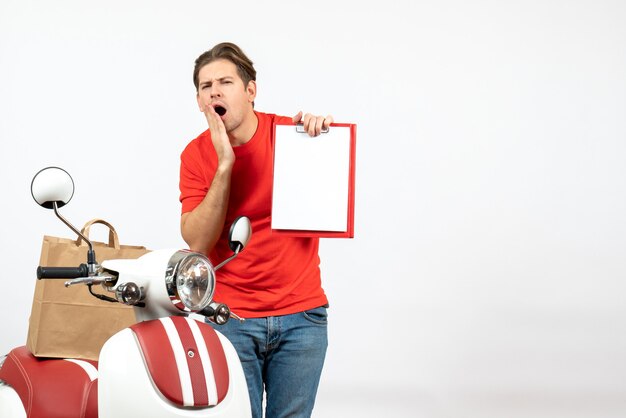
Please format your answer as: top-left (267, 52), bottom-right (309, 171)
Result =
top-left (205, 105), bottom-right (235, 168)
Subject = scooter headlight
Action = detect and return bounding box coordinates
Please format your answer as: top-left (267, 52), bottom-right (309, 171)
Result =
top-left (165, 250), bottom-right (215, 312)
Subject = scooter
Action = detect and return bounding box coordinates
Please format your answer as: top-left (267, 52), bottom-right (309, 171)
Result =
top-left (0, 167), bottom-right (252, 417)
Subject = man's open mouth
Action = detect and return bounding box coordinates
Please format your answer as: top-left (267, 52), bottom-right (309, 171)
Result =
top-left (214, 105), bottom-right (227, 116)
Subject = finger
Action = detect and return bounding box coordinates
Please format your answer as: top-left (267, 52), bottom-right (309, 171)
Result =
top-left (204, 105), bottom-right (218, 128)
top-left (322, 114), bottom-right (334, 130)
top-left (303, 113), bottom-right (313, 135)
top-left (292, 111), bottom-right (303, 124)
top-left (206, 105), bottom-right (222, 124)
top-left (307, 115), bottom-right (317, 137)
top-left (205, 105), bottom-right (227, 134)
top-left (314, 116), bottom-right (325, 136)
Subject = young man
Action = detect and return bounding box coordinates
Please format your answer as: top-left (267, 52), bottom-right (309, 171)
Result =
top-left (179, 42), bottom-right (333, 418)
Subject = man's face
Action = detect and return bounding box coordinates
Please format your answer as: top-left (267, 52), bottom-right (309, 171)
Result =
top-left (196, 59), bottom-right (256, 133)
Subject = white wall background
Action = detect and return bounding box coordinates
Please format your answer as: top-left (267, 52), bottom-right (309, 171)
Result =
top-left (1, 1), bottom-right (626, 417)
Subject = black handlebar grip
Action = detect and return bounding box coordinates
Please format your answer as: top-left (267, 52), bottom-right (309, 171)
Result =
top-left (37, 264), bottom-right (89, 279)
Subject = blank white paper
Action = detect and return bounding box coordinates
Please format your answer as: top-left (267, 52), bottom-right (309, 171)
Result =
top-left (271, 125), bottom-right (352, 232)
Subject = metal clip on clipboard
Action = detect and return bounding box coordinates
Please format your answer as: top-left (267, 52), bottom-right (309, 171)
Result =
top-left (295, 124), bottom-right (330, 134)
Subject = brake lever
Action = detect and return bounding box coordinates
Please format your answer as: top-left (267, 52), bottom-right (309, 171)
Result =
top-left (64, 274), bottom-right (116, 288)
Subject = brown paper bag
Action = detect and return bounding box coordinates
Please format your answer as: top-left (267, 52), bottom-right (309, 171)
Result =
top-left (26, 218), bottom-right (150, 361)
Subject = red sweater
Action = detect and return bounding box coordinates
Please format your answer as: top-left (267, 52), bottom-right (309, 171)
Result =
top-left (179, 111), bottom-right (328, 317)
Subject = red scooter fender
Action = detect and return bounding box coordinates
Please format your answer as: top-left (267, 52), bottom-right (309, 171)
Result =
top-left (99, 316), bottom-right (251, 417)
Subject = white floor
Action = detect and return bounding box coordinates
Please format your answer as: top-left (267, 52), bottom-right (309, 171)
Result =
top-left (312, 386), bottom-right (626, 418)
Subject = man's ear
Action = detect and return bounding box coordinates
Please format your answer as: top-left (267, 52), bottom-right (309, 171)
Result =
top-left (196, 93), bottom-right (204, 112)
top-left (246, 80), bottom-right (257, 103)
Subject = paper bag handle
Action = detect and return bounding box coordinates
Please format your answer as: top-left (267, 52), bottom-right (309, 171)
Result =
top-left (77, 218), bottom-right (120, 249)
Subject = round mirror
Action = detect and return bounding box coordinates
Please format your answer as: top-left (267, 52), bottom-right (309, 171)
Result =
top-left (229, 216), bottom-right (252, 252)
top-left (31, 167), bottom-right (75, 209)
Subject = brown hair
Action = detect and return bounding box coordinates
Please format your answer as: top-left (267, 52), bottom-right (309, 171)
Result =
top-left (193, 42), bottom-right (257, 91)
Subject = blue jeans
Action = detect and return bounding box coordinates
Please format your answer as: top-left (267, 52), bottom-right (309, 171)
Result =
top-left (207, 306), bottom-right (328, 418)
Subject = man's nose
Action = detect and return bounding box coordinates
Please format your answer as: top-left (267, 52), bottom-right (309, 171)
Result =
top-left (210, 86), bottom-right (222, 98)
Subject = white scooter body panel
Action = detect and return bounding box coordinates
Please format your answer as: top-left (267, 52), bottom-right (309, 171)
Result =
top-left (102, 249), bottom-right (184, 322)
top-left (0, 385), bottom-right (26, 418)
top-left (98, 326), bottom-right (251, 418)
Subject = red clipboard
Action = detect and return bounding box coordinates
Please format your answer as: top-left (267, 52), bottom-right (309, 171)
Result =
top-left (271, 121), bottom-right (356, 238)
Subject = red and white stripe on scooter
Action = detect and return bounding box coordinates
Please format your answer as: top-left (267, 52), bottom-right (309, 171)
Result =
top-left (130, 316), bottom-right (229, 408)
top-left (63, 359), bottom-right (98, 381)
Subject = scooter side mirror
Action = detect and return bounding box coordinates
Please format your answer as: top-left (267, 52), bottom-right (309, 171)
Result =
top-left (214, 216), bottom-right (252, 272)
top-left (31, 167), bottom-right (97, 271)
top-left (228, 216), bottom-right (252, 253)
top-left (31, 167), bottom-right (75, 209)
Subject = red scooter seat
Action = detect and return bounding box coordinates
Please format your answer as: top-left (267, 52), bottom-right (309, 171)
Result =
top-left (0, 346), bottom-right (98, 418)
